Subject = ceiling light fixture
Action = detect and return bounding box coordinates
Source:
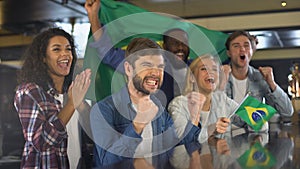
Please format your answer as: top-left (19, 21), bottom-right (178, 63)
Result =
top-left (281, 1), bottom-right (287, 7)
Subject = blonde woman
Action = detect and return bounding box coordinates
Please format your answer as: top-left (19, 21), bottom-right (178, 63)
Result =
top-left (168, 54), bottom-right (243, 143)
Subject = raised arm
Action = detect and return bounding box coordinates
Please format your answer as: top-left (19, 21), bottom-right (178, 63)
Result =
top-left (85, 0), bottom-right (102, 41)
top-left (85, 0), bottom-right (126, 73)
top-left (258, 66), bottom-right (294, 117)
top-left (168, 95), bottom-right (202, 140)
top-left (57, 69), bottom-right (91, 125)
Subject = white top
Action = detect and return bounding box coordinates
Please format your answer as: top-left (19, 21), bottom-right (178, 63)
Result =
top-left (200, 110), bottom-right (210, 125)
top-left (231, 74), bottom-right (248, 104)
top-left (55, 94), bottom-right (81, 169)
top-left (132, 104), bottom-right (153, 162)
top-left (199, 110), bottom-right (210, 142)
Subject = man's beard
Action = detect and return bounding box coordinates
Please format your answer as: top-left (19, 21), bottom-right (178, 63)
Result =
top-left (132, 74), bottom-right (161, 95)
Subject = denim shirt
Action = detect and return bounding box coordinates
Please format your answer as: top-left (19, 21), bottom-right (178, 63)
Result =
top-left (225, 65), bottom-right (293, 117)
top-left (90, 86), bottom-right (200, 167)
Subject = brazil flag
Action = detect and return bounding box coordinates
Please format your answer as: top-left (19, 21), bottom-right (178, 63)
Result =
top-left (83, 0), bottom-right (229, 102)
top-left (237, 142), bottom-right (276, 169)
top-left (235, 95), bottom-right (277, 132)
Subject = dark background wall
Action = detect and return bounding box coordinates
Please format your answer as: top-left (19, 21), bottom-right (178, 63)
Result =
top-left (0, 65), bottom-right (24, 168)
top-left (251, 58), bottom-right (300, 96)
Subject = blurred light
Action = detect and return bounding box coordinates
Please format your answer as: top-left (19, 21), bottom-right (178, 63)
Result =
top-left (249, 31), bottom-right (273, 49)
top-left (281, 1), bottom-right (287, 7)
top-left (55, 22), bottom-right (90, 58)
top-left (289, 30), bottom-right (300, 38)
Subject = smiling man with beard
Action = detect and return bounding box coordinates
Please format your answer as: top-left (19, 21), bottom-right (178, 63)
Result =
top-left (222, 30), bottom-right (293, 132)
top-left (89, 38), bottom-right (200, 167)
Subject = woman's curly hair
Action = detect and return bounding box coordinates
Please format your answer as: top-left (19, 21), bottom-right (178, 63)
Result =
top-left (17, 27), bottom-right (77, 93)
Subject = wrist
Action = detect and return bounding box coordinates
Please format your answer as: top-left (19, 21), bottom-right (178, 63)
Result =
top-left (66, 99), bottom-right (76, 111)
top-left (133, 122), bottom-right (145, 134)
top-left (269, 82), bottom-right (277, 92)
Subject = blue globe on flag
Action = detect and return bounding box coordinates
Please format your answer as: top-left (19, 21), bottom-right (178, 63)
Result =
top-left (252, 110), bottom-right (266, 122)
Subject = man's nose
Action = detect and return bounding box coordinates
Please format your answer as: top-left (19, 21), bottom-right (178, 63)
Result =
top-left (149, 68), bottom-right (160, 76)
top-left (177, 42), bottom-right (184, 50)
top-left (239, 46), bottom-right (247, 51)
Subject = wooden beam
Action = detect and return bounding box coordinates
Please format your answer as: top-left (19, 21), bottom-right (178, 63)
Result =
top-left (0, 34), bottom-right (33, 47)
top-left (188, 11), bottom-right (300, 31)
top-left (253, 48), bottom-right (300, 60)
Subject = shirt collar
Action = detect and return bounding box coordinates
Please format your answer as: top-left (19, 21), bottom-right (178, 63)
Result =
top-left (47, 84), bottom-right (59, 97)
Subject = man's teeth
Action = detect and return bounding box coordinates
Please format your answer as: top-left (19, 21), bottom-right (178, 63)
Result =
top-left (176, 52), bottom-right (184, 56)
top-left (146, 80), bottom-right (157, 85)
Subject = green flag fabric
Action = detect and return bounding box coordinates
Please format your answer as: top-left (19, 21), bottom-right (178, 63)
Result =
top-left (83, 0), bottom-right (229, 101)
top-left (235, 95), bottom-right (277, 132)
top-left (237, 142), bottom-right (276, 169)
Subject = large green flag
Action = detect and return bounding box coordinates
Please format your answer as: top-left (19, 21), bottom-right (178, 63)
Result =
top-left (235, 95), bottom-right (277, 132)
top-left (237, 142), bottom-right (276, 169)
top-left (83, 0), bottom-right (229, 101)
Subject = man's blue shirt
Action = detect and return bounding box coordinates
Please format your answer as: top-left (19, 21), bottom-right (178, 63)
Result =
top-left (90, 86), bottom-right (200, 167)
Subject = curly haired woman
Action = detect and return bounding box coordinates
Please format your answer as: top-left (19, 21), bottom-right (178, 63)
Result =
top-left (14, 28), bottom-right (91, 169)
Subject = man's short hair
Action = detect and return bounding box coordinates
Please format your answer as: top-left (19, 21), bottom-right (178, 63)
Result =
top-left (225, 30), bottom-right (252, 50)
top-left (125, 38), bottom-right (163, 67)
top-left (250, 35), bottom-right (259, 46)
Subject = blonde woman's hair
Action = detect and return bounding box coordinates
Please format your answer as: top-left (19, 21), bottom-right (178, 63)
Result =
top-left (183, 54), bottom-right (220, 95)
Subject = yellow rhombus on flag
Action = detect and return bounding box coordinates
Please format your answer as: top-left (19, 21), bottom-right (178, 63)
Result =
top-left (235, 95), bottom-right (277, 132)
